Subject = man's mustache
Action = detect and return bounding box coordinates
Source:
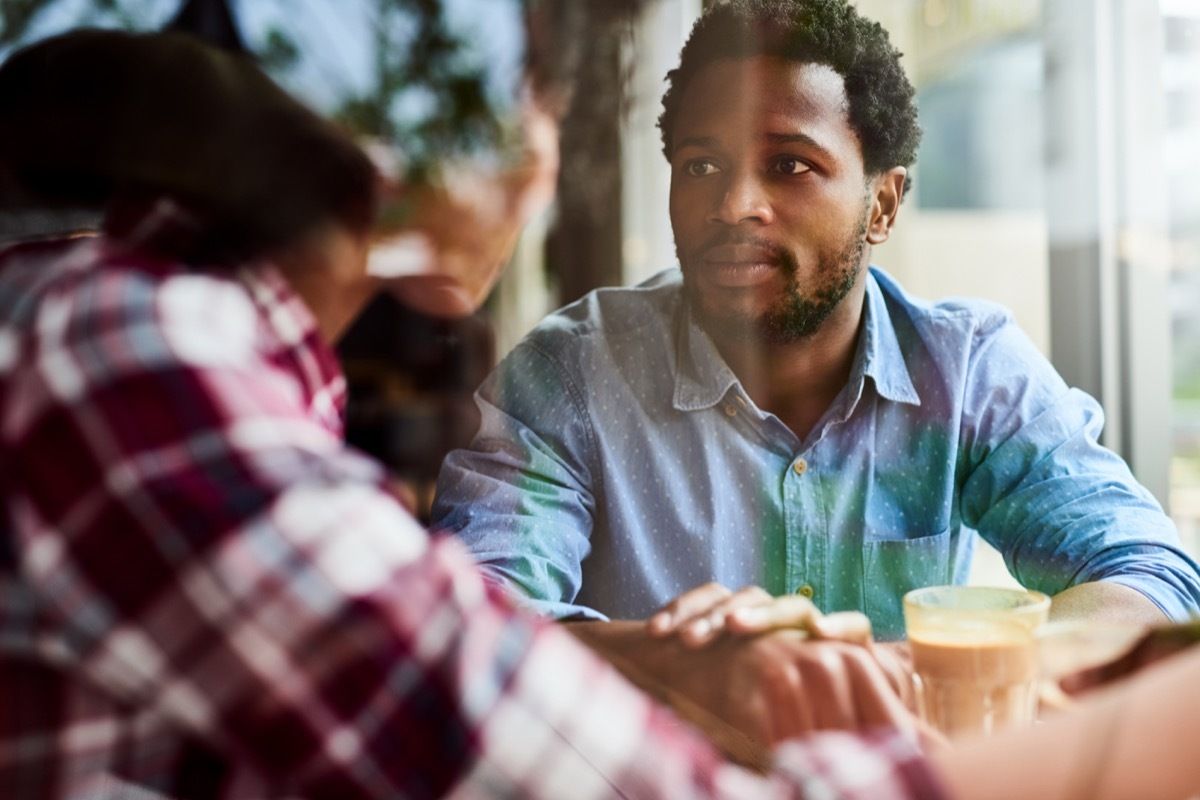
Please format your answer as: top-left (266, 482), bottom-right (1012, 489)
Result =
top-left (696, 231), bottom-right (780, 253)
top-left (689, 231), bottom-right (796, 276)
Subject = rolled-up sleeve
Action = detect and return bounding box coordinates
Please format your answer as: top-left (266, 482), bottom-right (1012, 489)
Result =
top-left (432, 340), bottom-right (607, 620)
top-left (960, 320), bottom-right (1200, 620)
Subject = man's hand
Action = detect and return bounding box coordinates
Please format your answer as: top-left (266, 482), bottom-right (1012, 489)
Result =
top-left (1059, 620), bottom-right (1200, 694)
top-left (568, 620), bottom-right (917, 747)
top-left (567, 591), bottom-right (919, 752)
top-left (644, 582), bottom-right (914, 707)
top-left (647, 582), bottom-right (870, 645)
top-left (670, 629), bottom-right (916, 742)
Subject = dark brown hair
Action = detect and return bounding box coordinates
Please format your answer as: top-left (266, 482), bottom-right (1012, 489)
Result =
top-left (0, 29), bottom-right (378, 265)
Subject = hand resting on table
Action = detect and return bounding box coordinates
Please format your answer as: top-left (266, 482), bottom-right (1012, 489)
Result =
top-left (566, 581), bottom-right (922, 765)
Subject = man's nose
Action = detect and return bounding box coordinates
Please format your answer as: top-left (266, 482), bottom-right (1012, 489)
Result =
top-left (708, 169), bottom-right (774, 226)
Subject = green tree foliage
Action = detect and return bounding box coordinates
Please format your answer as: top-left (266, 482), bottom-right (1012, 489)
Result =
top-left (2, 0), bottom-right (518, 184)
top-left (0, 0), bottom-right (47, 46)
top-left (1, 0), bottom-right (163, 45)
top-left (333, 0), bottom-right (510, 182)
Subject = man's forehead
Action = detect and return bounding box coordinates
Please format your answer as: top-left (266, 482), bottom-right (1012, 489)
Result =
top-left (672, 57), bottom-right (853, 144)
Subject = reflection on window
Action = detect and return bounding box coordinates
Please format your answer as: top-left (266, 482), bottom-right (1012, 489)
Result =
top-left (1166, 4), bottom-right (1200, 555)
top-left (0, 0), bottom-right (527, 179)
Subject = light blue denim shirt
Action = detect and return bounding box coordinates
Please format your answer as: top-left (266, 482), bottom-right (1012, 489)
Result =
top-left (432, 267), bottom-right (1200, 639)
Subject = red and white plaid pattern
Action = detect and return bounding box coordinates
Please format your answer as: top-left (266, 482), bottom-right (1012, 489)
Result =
top-left (0, 215), bottom-right (945, 798)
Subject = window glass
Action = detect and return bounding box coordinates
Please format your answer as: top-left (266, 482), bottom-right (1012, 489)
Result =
top-left (0, 0), bottom-right (527, 178)
top-left (1165, 3), bottom-right (1200, 555)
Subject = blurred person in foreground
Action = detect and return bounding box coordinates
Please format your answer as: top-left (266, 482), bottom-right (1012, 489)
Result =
top-left (430, 0), bottom-right (1200, 739)
top-left (2, 14), bottom-right (1200, 800)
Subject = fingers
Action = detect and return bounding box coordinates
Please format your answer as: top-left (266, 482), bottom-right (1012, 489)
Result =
top-left (726, 599), bottom-right (870, 652)
top-left (647, 582), bottom-right (732, 636)
top-left (811, 610), bottom-right (873, 646)
top-left (648, 585), bottom-right (847, 648)
top-left (738, 639), bottom-right (916, 744)
top-left (762, 663), bottom-right (815, 741)
top-left (871, 640), bottom-right (916, 709)
top-left (676, 585), bottom-right (773, 646)
top-left (652, 631), bottom-right (920, 750)
top-left (841, 643), bottom-right (920, 731)
top-left (650, 583), bottom-right (781, 647)
top-left (726, 594), bottom-right (825, 636)
top-left (788, 646), bottom-right (856, 734)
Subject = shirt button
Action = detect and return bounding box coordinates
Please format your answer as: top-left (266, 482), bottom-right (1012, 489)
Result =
top-left (792, 458), bottom-right (808, 475)
top-left (796, 584), bottom-right (815, 599)
top-left (724, 404), bottom-right (737, 417)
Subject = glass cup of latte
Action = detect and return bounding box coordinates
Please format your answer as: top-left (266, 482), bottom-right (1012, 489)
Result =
top-left (903, 585), bottom-right (1050, 738)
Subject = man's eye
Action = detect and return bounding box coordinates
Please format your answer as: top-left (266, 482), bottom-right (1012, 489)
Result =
top-left (685, 160), bottom-right (720, 177)
top-left (772, 157), bottom-right (810, 175)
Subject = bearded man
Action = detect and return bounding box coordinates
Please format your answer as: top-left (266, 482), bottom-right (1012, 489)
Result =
top-left (431, 0), bottom-right (1200, 746)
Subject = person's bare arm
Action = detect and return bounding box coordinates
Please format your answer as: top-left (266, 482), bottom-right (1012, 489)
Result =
top-left (1051, 581), bottom-right (1169, 627)
top-left (934, 643), bottom-right (1200, 800)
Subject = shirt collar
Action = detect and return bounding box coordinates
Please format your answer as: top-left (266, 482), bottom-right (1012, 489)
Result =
top-left (859, 268), bottom-right (921, 406)
top-left (672, 301), bottom-right (742, 411)
top-left (671, 268), bottom-right (921, 412)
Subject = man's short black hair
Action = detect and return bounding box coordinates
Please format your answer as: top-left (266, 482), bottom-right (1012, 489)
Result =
top-left (659, 0), bottom-right (921, 189)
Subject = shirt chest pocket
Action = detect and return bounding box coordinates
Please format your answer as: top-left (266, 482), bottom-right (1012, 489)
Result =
top-left (862, 529), bottom-right (952, 640)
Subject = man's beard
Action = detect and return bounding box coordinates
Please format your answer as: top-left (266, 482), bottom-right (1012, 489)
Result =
top-left (681, 214), bottom-right (868, 345)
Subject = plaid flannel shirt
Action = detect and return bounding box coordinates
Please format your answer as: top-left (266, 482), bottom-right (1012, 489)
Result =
top-left (0, 207), bottom-right (946, 799)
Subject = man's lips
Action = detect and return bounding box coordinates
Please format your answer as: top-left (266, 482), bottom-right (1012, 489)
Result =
top-left (699, 244), bottom-right (780, 287)
top-left (703, 243), bottom-right (777, 264)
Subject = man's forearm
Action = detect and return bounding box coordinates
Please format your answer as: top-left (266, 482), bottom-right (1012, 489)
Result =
top-left (562, 619), bottom-right (703, 715)
top-left (1050, 580), bottom-right (1169, 626)
top-left (563, 619), bottom-right (659, 658)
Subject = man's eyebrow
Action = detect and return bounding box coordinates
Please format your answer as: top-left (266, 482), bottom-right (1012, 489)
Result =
top-left (673, 135), bottom-right (720, 151)
top-left (764, 132), bottom-right (836, 159)
top-left (673, 132), bottom-right (838, 160)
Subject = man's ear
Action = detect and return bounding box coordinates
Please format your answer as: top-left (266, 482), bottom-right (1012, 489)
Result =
top-left (866, 167), bottom-right (907, 245)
